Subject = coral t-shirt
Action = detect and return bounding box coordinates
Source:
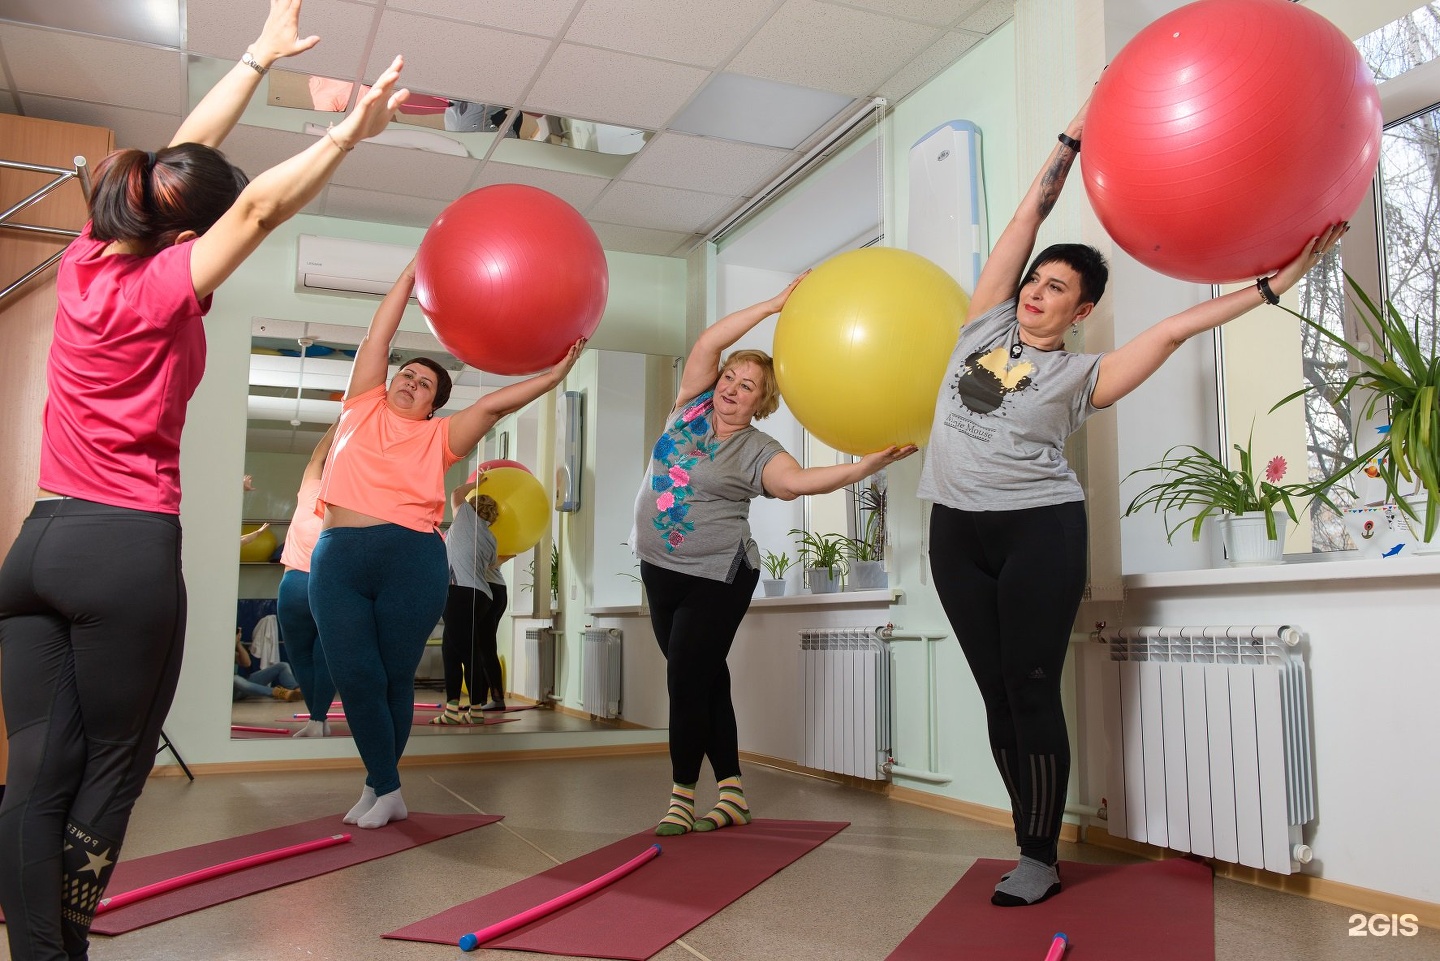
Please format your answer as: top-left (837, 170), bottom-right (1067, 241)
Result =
top-left (39, 224), bottom-right (210, 514)
top-left (316, 385), bottom-right (461, 532)
top-left (280, 477), bottom-right (324, 572)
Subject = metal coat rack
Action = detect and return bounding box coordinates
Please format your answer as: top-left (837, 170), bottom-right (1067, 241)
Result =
top-left (0, 154), bottom-right (91, 306)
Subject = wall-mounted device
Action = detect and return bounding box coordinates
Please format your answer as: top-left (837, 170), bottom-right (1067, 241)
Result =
top-left (555, 390), bottom-right (584, 512)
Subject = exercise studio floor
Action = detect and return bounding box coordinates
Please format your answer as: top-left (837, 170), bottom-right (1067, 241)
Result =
top-left (7, 755), bottom-right (1435, 961)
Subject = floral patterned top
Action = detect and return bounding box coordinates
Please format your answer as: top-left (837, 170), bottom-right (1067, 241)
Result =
top-left (634, 390), bottom-right (785, 583)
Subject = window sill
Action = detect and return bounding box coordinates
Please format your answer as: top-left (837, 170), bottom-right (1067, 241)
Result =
top-left (587, 588), bottom-right (903, 618)
top-left (1124, 551), bottom-right (1440, 590)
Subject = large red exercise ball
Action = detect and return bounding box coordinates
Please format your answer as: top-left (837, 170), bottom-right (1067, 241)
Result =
top-left (468, 466), bottom-right (549, 555)
top-left (415, 184), bottom-right (608, 375)
top-left (1081, 0), bottom-right (1381, 284)
top-left (773, 248), bottom-right (968, 456)
top-left (471, 459), bottom-right (530, 478)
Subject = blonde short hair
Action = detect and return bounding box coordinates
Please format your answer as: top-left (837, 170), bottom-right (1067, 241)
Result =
top-left (470, 494), bottom-right (500, 524)
top-left (719, 348), bottom-right (780, 419)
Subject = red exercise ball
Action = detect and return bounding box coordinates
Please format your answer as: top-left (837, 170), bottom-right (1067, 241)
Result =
top-left (1081, 0), bottom-right (1381, 284)
top-left (470, 459), bottom-right (530, 480)
top-left (415, 184), bottom-right (608, 375)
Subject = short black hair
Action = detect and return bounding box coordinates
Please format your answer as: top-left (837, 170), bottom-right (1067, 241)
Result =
top-left (1022, 243), bottom-right (1109, 307)
top-left (399, 356), bottom-right (453, 413)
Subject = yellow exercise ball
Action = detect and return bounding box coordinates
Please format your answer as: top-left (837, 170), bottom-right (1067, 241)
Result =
top-left (470, 467), bottom-right (549, 555)
top-left (773, 248), bottom-right (968, 455)
top-left (239, 524), bottom-right (277, 563)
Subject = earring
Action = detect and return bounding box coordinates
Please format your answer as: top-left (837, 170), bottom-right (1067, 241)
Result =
top-left (1071, 322), bottom-right (1079, 335)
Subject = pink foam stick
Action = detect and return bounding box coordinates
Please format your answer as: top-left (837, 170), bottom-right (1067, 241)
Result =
top-left (96, 833), bottom-right (351, 913)
top-left (458, 843), bottom-right (662, 951)
top-left (230, 725), bottom-right (292, 735)
top-left (290, 713), bottom-right (346, 719)
top-left (1044, 932), bottom-right (1069, 961)
top-left (415, 702), bottom-right (443, 709)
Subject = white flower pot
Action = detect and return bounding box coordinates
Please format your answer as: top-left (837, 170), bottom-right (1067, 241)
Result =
top-left (846, 560), bottom-right (887, 591)
top-left (806, 568), bottom-right (842, 593)
top-left (762, 578), bottom-right (788, 597)
top-left (1216, 511), bottom-right (1287, 566)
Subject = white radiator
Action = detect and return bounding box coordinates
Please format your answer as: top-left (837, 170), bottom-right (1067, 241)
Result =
top-left (1100, 625), bottom-right (1316, 874)
top-left (798, 627), bottom-right (891, 780)
top-left (522, 627), bottom-right (556, 704)
top-left (582, 628), bottom-right (622, 719)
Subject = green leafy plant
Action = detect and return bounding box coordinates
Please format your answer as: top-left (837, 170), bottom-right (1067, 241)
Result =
top-left (1272, 275), bottom-right (1440, 541)
top-left (761, 550), bottom-right (794, 580)
top-left (789, 529), bottom-right (848, 584)
top-left (1123, 432), bottom-right (1339, 542)
top-left (843, 482), bottom-right (887, 562)
top-left (549, 542), bottom-right (560, 598)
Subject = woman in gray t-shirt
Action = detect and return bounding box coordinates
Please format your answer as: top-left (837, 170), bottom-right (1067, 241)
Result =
top-left (638, 279), bottom-right (915, 838)
top-left (920, 98), bottom-right (1346, 908)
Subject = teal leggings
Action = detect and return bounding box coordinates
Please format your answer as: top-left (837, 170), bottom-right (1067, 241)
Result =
top-left (309, 525), bottom-right (447, 796)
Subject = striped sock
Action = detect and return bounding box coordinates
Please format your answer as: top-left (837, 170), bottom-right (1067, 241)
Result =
top-left (693, 776), bottom-right (751, 832)
top-left (655, 783), bottom-right (696, 836)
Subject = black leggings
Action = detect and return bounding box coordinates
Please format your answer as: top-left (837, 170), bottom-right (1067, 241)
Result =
top-left (928, 501), bottom-right (1087, 865)
top-left (441, 585), bottom-right (492, 704)
top-left (640, 560), bottom-right (758, 785)
top-left (477, 583), bottom-right (507, 702)
top-left (0, 498), bottom-right (186, 961)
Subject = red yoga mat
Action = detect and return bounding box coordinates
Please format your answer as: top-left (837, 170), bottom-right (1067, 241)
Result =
top-left (385, 818), bottom-right (847, 960)
top-left (412, 715), bottom-right (520, 728)
top-left (885, 857), bottom-right (1214, 961)
top-left (0, 812), bottom-right (501, 935)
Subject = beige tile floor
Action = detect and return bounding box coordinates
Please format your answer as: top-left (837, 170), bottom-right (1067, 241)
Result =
top-left (4, 755), bottom-right (1436, 960)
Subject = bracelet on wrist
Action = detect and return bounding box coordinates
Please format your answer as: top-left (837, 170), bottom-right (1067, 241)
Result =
top-left (1057, 132), bottom-right (1081, 153)
top-left (325, 124), bottom-right (354, 153)
top-left (1256, 276), bottom-right (1280, 306)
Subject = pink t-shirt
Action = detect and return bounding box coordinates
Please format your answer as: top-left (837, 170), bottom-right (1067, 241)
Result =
top-left (316, 385), bottom-right (461, 532)
top-left (280, 477), bottom-right (324, 572)
top-left (39, 224), bottom-right (210, 514)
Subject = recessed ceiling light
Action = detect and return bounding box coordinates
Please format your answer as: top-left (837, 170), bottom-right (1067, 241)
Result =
top-left (670, 73), bottom-right (855, 150)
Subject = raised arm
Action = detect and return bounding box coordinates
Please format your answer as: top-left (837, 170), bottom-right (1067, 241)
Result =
top-left (188, 56), bottom-right (408, 299)
top-left (344, 258), bottom-right (415, 399)
top-left (446, 341), bottom-right (586, 457)
top-left (968, 102), bottom-right (1087, 320)
top-left (675, 274), bottom-right (806, 409)
top-left (761, 445), bottom-right (917, 501)
top-left (451, 478), bottom-right (480, 512)
top-left (171, 0), bottom-right (319, 148)
top-left (300, 422), bottom-right (338, 485)
top-left (1091, 224), bottom-right (1348, 409)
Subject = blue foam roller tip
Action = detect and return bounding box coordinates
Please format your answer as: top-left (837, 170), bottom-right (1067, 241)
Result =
top-left (459, 933), bottom-right (479, 951)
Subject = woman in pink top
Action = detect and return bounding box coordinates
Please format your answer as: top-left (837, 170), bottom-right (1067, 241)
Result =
top-left (0, 3), bottom-right (409, 955)
top-left (309, 260), bottom-right (582, 829)
top-left (278, 424), bottom-right (338, 738)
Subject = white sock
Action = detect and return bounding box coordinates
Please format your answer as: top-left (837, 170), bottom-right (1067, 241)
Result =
top-left (343, 785), bottom-right (377, 825)
top-left (292, 719), bottom-right (331, 738)
top-left (357, 789), bottom-right (408, 829)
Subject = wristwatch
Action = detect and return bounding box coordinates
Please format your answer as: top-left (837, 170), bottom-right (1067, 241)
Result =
top-left (241, 51), bottom-right (268, 76)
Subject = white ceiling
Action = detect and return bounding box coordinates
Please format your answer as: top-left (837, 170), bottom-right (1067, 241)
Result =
top-left (0, 0), bottom-right (1015, 259)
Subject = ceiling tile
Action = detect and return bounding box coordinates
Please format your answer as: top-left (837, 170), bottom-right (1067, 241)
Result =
top-left (365, 9), bottom-right (552, 104)
top-left (186, 0), bottom-right (378, 82)
top-left (214, 124), bottom-right (326, 180)
top-left (0, 0), bottom-right (181, 46)
top-left (1, 25), bottom-right (185, 113)
top-left (589, 221), bottom-right (694, 257)
top-left (328, 141), bottom-right (480, 201)
top-left (14, 94), bottom-right (177, 152)
top-left (729, 0), bottom-right (941, 97)
top-left (526, 44), bottom-right (710, 131)
top-left (670, 73), bottom-right (854, 149)
top-left (471, 162), bottom-right (610, 211)
top-left (565, 0), bottom-right (775, 69)
top-left (620, 132), bottom-right (790, 195)
top-left (321, 184), bottom-right (448, 228)
top-left (587, 181), bottom-right (734, 233)
top-left (957, 0), bottom-right (1016, 35)
top-left (878, 30), bottom-right (983, 102)
top-left (836, 0), bottom-right (989, 29)
top-left (385, 0), bottom-right (582, 37)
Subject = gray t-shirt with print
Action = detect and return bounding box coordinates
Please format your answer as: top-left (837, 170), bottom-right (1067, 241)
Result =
top-left (917, 298), bottom-right (1104, 511)
top-left (634, 390), bottom-right (785, 583)
top-left (446, 499), bottom-right (496, 597)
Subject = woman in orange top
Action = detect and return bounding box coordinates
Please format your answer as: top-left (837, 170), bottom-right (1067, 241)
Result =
top-left (309, 259), bottom-right (582, 829)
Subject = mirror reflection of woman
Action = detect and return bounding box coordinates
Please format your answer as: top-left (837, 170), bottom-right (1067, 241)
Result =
top-left (277, 424), bottom-right (338, 737)
top-left (0, 1), bottom-right (406, 954)
top-left (309, 259), bottom-right (582, 829)
top-left (432, 483), bottom-right (500, 725)
top-left (636, 279), bottom-right (915, 837)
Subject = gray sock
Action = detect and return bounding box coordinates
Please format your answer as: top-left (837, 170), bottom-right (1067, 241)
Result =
top-left (992, 856), bottom-right (1060, 906)
top-left (343, 785), bottom-right (376, 824)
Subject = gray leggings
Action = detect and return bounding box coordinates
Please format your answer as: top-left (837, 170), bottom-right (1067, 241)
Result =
top-left (0, 497), bottom-right (186, 961)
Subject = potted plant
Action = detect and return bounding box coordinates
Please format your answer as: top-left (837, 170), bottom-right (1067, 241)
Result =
top-left (842, 481), bottom-right (887, 590)
top-left (1123, 432), bottom-right (1339, 566)
top-left (789, 529), bottom-right (847, 593)
top-left (760, 549), bottom-right (793, 597)
top-left (1273, 276), bottom-right (1440, 550)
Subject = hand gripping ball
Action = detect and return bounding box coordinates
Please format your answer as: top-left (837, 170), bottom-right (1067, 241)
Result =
top-left (773, 248), bottom-right (968, 456)
top-left (469, 466), bottom-right (549, 555)
top-left (415, 184), bottom-right (608, 375)
top-left (239, 525), bottom-right (277, 564)
top-left (1081, 0), bottom-right (1381, 283)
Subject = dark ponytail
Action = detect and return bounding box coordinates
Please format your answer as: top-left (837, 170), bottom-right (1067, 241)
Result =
top-left (89, 143), bottom-right (250, 254)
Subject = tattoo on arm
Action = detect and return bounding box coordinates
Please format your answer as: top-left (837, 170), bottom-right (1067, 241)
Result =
top-left (1036, 154), bottom-right (1074, 219)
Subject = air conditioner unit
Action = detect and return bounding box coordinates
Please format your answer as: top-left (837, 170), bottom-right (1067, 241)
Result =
top-left (296, 234), bottom-right (418, 297)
